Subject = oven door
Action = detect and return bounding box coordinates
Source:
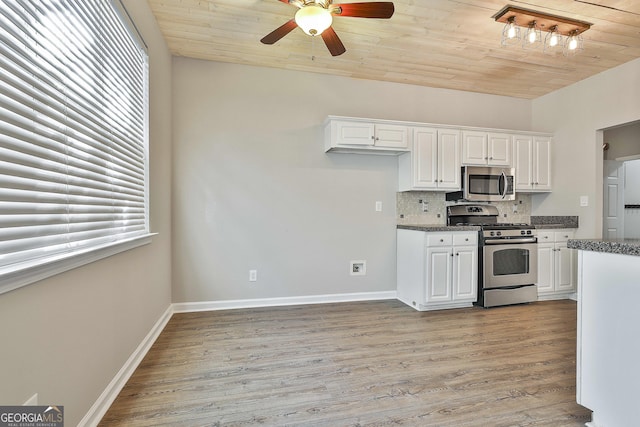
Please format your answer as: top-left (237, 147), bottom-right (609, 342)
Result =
top-left (483, 242), bottom-right (538, 288)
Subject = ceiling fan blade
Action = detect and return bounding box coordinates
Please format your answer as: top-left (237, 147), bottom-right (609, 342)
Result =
top-left (321, 27), bottom-right (346, 56)
top-left (260, 19), bottom-right (298, 45)
top-left (332, 2), bottom-right (394, 18)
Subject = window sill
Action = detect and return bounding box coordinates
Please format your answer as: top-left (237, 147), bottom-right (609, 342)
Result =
top-left (0, 233), bottom-right (157, 296)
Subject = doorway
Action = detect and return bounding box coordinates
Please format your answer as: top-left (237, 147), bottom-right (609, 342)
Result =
top-left (602, 121), bottom-right (640, 239)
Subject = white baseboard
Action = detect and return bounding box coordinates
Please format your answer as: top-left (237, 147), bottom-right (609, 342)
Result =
top-left (172, 291), bottom-right (398, 313)
top-left (78, 305), bottom-right (174, 427)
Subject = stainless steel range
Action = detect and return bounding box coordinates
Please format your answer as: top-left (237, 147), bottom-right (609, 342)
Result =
top-left (447, 205), bottom-right (538, 308)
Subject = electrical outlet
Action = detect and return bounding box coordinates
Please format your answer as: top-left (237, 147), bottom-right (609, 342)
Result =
top-left (350, 260), bottom-right (366, 276)
top-left (421, 200), bottom-right (428, 212)
top-left (249, 270), bottom-right (257, 282)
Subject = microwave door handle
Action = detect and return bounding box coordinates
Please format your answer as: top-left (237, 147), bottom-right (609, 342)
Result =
top-left (499, 171), bottom-right (507, 199)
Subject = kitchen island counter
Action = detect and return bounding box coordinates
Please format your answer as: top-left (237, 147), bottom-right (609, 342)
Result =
top-left (568, 237), bottom-right (640, 256)
top-left (573, 241), bottom-right (640, 426)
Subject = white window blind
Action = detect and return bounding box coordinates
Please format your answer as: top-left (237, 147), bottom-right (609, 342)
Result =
top-left (0, 0), bottom-right (149, 282)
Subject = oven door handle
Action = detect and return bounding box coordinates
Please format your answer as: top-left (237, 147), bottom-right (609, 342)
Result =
top-left (484, 237), bottom-right (538, 245)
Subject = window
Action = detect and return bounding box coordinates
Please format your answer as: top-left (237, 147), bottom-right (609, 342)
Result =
top-left (0, 0), bottom-right (150, 294)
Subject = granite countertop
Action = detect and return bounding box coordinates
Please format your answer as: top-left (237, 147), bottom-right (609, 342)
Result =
top-left (568, 238), bottom-right (640, 257)
top-left (397, 225), bottom-right (481, 232)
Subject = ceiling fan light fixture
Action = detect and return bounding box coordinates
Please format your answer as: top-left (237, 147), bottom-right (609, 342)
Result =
top-left (295, 5), bottom-right (332, 36)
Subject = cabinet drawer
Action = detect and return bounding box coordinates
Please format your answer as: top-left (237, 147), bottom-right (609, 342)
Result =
top-left (426, 234), bottom-right (453, 246)
top-left (537, 231), bottom-right (554, 242)
top-left (453, 233), bottom-right (477, 246)
top-left (554, 231), bottom-right (574, 242)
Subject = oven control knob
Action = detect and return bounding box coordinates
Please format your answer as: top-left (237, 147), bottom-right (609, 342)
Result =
top-left (521, 230), bottom-right (525, 235)
top-left (496, 231), bottom-right (502, 236)
top-left (490, 231), bottom-right (495, 236)
top-left (527, 230), bottom-right (532, 235)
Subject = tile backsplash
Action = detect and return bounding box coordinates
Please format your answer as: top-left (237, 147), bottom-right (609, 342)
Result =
top-left (396, 191), bottom-right (532, 225)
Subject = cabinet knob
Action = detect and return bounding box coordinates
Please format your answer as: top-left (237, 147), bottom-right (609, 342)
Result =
top-left (456, 253), bottom-right (459, 256)
top-left (371, 135), bottom-right (375, 140)
top-left (564, 235), bottom-right (569, 238)
top-left (489, 157), bottom-right (493, 160)
top-left (465, 238), bottom-right (469, 241)
top-left (440, 239), bottom-right (444, 242)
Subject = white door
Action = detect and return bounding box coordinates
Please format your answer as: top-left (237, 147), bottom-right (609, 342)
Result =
top-left (536, 243), bottom-right (555, 293)
top-left (426, 247), bottom-right (452, 302)
top-left (461, 131), bottom-right (487, 165)
top-left (437, 129), bottom-right (461, 189)
top-left (533, 137), bottom-right (552, 191)
top-left (513, 135), bottom-right (533, 190)
top-left (603, 160), bottom-right (625, 239)
top-left (412, 127), bottom-right (438, 188)
top-left (487, 133), bottom-right (511, 166)
top-left (453, 246), bottom-right (477, 300)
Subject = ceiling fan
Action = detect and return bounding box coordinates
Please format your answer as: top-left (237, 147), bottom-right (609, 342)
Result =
top-left (260, 0), bottom-right (395, 57)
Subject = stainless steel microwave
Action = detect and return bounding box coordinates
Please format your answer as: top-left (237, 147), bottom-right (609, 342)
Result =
top-left (446, 166), bottom-right (516, 202)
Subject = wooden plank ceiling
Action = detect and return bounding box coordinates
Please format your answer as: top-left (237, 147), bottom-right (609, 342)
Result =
top-left (146, 0), bottom-right (640, 99)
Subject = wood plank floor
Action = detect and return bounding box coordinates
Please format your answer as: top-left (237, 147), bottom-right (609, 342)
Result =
top-left (99, 300), bottom-right (591, 426)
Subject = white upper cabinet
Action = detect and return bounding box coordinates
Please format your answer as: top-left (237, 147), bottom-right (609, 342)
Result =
top-left (461, 131), bottom-right (511, 166)
top-left (324, 118), bottom-right (409, 154)
top-left (398, 127), bottom-right (460, 191)
top-left (513, 135), bottom-right (552, 192)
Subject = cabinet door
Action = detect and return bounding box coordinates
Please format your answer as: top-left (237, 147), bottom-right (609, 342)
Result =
top-left (555, 244), bottom-right (575, 292)
top-left (487, 133), bottom-right (511, 166)
top-left (334, 121), bottom-right (375, 146)
top-left (513, 135), bottom-right (533, 190)
top-left (533, 137), bottom-right (552, 191)
top-left (374, 124), bottom-right (408, 149)
top-left (437, 129), bottom-right (461, 189)
top-left (536, 243), bottom-right (555, 294)
top-left (412, 127), bottom-right (438, 188)
top-left (426, 247), bottom-right (453, 303)
top-left (461, 131), bottom-right (488, 165)
top-left (453, 246), bottom-right (477, 301)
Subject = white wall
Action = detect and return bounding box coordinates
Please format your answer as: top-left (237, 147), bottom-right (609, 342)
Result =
top-left (532, 58), bottom-right (640, 238)
top-left (171, 58), bottom-right (532, 303)
top-left (0, 2), bottom-right (173, 426)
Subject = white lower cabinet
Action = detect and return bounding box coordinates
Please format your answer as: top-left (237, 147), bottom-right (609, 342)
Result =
top-left (536, 230), bottom-right (577, 299)
top-left (397, 229), bottom-right (478, 311)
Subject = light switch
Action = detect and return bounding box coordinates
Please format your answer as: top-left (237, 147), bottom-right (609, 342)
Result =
top-left (580, 196), bottom-right (589, 207)
top-left (375, 201), bottom-right (382, 212)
